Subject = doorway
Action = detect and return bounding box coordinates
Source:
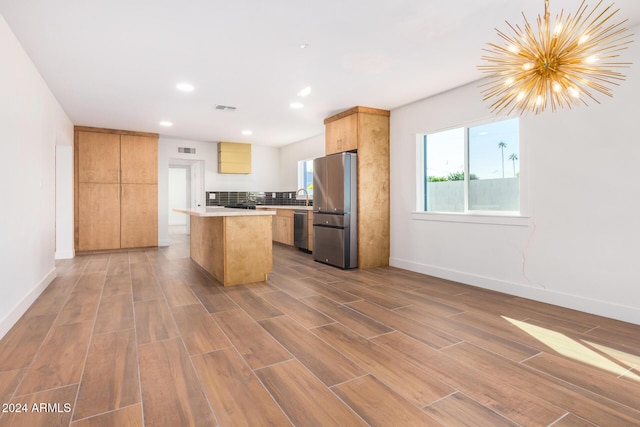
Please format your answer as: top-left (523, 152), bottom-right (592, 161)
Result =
top-left (168, 159), bottom-right (204, 236)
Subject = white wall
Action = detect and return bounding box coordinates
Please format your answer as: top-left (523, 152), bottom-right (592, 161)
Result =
top-left (55, 145), bottom-right (74, 259)
top-left (0, 15), bottom-right (73, 338)
top-left (390, 29), bottom-right (640, 325)
top-left (158, 137), bottom-right (281, 245)
top-left (279, 133), bottom-right (325, 190)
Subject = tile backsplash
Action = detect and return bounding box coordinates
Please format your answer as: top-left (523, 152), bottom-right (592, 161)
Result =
top-left (205, 191), bottom-right (312, 207)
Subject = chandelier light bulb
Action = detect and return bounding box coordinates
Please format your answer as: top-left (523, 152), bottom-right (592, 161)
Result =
top-left (479, 0), bottom-right (634, 115)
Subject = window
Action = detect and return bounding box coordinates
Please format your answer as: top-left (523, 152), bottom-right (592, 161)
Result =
top-left (420, 118), bottom-right (520, 214)
top-left (297, 159), bottom-right (314, 196)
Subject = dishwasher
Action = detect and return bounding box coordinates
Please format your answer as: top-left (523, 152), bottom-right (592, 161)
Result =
top-left (293, 210), bottom-right (309, 252)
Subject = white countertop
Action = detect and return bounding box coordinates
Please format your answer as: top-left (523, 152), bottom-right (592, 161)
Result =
top-left (174, 207), bottom-right (276, 217)
top-left (255, 205), bottom-right (313, 211)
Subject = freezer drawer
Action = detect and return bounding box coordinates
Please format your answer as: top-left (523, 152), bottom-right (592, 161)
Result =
top-left (313, 225), bottom-right (357, 269)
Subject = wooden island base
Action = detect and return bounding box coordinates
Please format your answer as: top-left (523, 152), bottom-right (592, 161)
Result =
top-left (189, 214), bottom-right (273, 286)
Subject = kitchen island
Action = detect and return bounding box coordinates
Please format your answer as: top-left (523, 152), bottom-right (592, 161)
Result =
top-left (174, 207), bottom-right (276, 286)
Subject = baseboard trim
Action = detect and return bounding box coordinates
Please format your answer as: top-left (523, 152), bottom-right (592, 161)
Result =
top-left (158, 239), bottom-right (170, 247)
top-left (55, 249), bottom-right (75, 260)
top-left (389, 257), bottom-right (640, 326)
top-left (0, 268), bottom-right (57, 339)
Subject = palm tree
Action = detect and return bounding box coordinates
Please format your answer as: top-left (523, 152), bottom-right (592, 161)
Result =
top-left (498, 141), bottom-right (507, 178)
top-left (508, 153), bottom-right (518, 177)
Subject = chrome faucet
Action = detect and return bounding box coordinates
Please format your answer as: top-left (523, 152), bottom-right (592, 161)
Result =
top-left (296, 188), bottom-right (309, 206)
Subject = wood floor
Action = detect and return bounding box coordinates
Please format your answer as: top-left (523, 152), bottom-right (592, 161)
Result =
top-left (1, 231), bottom-right (640, 426)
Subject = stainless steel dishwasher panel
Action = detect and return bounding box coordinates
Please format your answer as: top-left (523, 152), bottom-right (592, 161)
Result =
top-left (293, 210), bottom-right (308, 250)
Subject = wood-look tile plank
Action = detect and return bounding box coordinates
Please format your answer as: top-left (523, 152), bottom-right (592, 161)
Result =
top-left (332, 375), bottom-right (441, 426)
top-left (301, 295), bottom-right (393, 338)
top-left (73, 329), bottom-right (139, 421)
top-left (158, 278), bottom-right (199, 308)
top-left (22, 278), bottom-right (77, 318)
top-left (243, 280), bottom-right (279, 293)
top-left (372, 331), bottom-right (566, 426)
top-left (312, 323), bottom-right (454, 406)
top-left (127, 251), bottom-right (149, 264)
top-left (213, 309), bottom-right (292, 369)
top-left (348, 300), bottom-right (460, 348)
top-left (85, 256), bottom-right (110, 273)
top-left (299, 277), bottom-right (362, 303)
top-left (425, 392), bottom-right (519, 427)
top-left (106, 253), bottom-right (130, 276)
top-left (133, 299), bottom-right (180, 345)
top-left (190, 282), bottom-right (238, 313)
top-left (16, 321), bottom-right (93, 395)
top-left (266, 272), bottom-right (319, 298)
top-left (260, 315), bottom-right (366, 386)
top-left (131, 264), bottom-right (163, 302)
top-left (260, 291), bottom-right (333, 328)
top-left (93, 293), bottom-right (134, 334)
top-left (551, 413), bottom-right (597, 427)
top-left (138, 338), bottom-right (214, 426)
top-left (70, 404), bottom-right (143, 427)
top-left (171, 304), bottom-right (230, 355)
top-left (223, 285), bottom-right (283, 320)
top-left (395, 304), bottom-right (539, 362)
top-left (2, 384), bottom-right (77, 427)
top-left (337, 284), bottom-right (412, 309)
top-left (55, 288), bottom-right (102, 326)
top-left (101, 274), bottom-right (132, 297)
top-left (255, 359), bottom-right (366, 426)
top-left (524, 351), bottom-right (640, 412)
top-left (192, 348), bottom-right (291, 427)
top-left (442, 341), bottom-right (640, 425)
top-left (0, 314), bottom-right (56, 371)
top-left (0, 369), bottom-right (25, 406)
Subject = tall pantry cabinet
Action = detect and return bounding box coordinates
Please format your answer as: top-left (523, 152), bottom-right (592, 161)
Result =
top-left (75, 126), bottom-right (158, 251)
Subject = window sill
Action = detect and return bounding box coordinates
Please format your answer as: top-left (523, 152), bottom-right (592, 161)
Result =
top-left (411, 211), bottom-right (530, 227)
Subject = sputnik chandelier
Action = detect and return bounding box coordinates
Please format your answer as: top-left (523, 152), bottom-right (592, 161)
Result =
top-left (479, 0), bottom-right (633, 115)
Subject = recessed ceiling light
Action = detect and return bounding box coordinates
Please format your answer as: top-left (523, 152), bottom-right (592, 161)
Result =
top-left (176, 82), bottom-right (194, 92)
top-left (297, 86), bottom-right (311, 97)
top-left (299, 43), bottom-right (308, 49)
top-left (290, 102), bottom-right (304, 109)
top-left (241, 130), bottom-right (253, 136)
top-left (160, 121), bottom-right (173, 127)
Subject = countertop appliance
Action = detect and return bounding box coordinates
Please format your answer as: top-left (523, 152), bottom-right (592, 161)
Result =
top-left (312, 152), bottom-right (357, 269)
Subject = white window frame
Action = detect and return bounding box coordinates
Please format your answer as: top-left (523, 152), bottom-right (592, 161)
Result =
top-left (413, 117), bottom-right (529, 227)
top-left (297, 158), bottom-right (314, 199)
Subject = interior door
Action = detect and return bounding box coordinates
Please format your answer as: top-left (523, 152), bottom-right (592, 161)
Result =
top-left (191, 160), bottom-right (204, 209)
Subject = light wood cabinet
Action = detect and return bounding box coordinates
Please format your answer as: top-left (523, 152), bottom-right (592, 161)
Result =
top-left (324, 106), bottom-right (390, 269)
top-left (325, 113), bottom-right (358, 154)
top-left (78, 183), bottom-right (121, 251)
top-left (121, 184), bottom-right (158, 248)
top-left (75, 127), bottom-right (158, 251)
top-left (272, 209), bottom-right (294, 246)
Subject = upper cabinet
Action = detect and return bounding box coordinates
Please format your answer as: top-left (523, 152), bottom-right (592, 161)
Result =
top-left (218, 142), bottom-right (252, 174)
top-left (324, 106), bottom-right (389, 155)
top-left (120, 134), bottom-right (158, 184)
top-left (77, 131), bottom-right (120, 183)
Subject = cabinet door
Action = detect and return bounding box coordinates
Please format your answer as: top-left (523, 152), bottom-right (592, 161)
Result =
top-left (325, 114), bottom-right (358, 154)
top-left (78, 183), bottom-right (121, 250)
top-left (121, 184), bottom-right (158, 248)
top-left (77, 132), bottom-right (120, 183)
top-left (120, 135), bottom-right (158, 184)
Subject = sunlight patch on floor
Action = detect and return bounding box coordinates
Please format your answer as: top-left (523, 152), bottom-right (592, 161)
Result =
top-left (503, 316), bottom-right (640, 382)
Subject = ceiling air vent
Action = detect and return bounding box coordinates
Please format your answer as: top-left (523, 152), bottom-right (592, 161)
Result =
top-left (214, 104), bottom-right (237, 111)
top-left (178, 147), bottom-right (196, 154)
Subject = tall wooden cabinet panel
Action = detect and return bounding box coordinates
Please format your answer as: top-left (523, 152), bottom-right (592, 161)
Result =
top-left (78, 183), bottom-right (121, 251)
top-left (121, 184), bottom-right (158, 248)
top-left (324, 106), bottom-right (390, 269)
top-left (120, 135), bottom-right (158, 184)
top-left (75, 126), bottom-right (158, 251)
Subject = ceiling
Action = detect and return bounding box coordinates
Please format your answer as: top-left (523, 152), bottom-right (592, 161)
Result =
top-left (2, 0), bottom-right (639, 147)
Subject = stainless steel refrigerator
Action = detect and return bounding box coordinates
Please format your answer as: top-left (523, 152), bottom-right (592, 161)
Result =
top-left (312, 152), bottom-right (357, 269)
